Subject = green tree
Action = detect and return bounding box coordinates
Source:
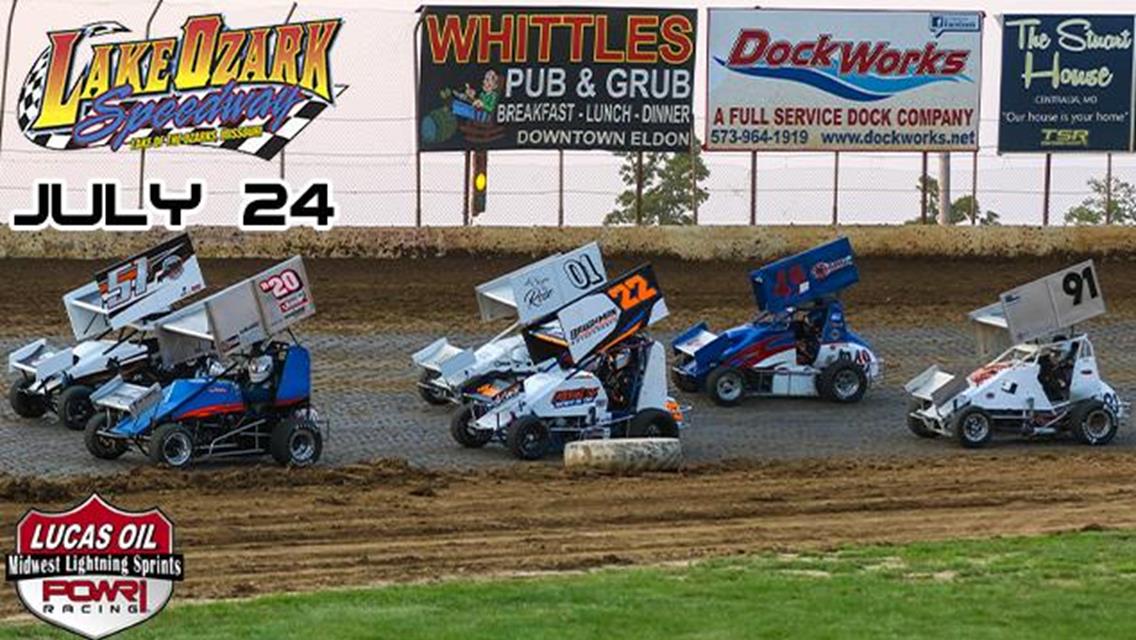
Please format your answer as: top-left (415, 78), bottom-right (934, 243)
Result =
top-left (907, 175), bottom-right (1000, 225)
top-left (1065, 176), bottom-right (1136, 225)
top-left (605, 139), bottom-right (709, 225)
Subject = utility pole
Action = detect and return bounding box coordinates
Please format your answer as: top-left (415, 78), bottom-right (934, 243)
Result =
top-left (920, 152), bottom-right (928, 223)
top-left (1105, 153), bottom-right (1113, 224)
top-left (937, 152), bottom-right (950, 225)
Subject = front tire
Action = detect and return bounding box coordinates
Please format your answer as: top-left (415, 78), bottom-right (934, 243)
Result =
top-left (906, 399), bottom-right (939, 439)
top-left (84, 414), bottom-right (127, 460)
top-left (820, 361), bottom-right (867, 404)
top-left (270, 417), bottom-right (324, 466)
top-left (58, 385), bottom-right (95, 431)
top-left (417, 371), bottom-right (451, 406)
top-left (148, 423), bottom-right (195, 468)
top-left (707, 366), bottom-right (745, 407)
top-left (9, 378), bottom-right (47, 418)
top-left (628, 409), bottom-right (679, 438)
top-left (506, 415), bottom-right (550, 460)
top-left (450, 404), bottom-right (493, 448)
top-left (1069, 400), bottom-right (1117, 446)
top-left (954, 407), bottom-right (993, 449)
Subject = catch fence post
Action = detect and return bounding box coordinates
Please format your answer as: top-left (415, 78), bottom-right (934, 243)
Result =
top-left (689, 124), bottom-right (698, 224)
top-left (635, 151), bottom-right (644, 226)
top-left (0, 0), bottom-right (19, 160)
top-left (278, 2), bottom-right (297, 182)
top-left (412, 13), bottom-right (424, 226)
top-left (749, 151), bottom-right (757, 225)
top-left (138, 0), bottom-right (164, 208)
top-left (1106, 153), bottom-right (1113, 224)
top-left (920, 151), bottom-right (928, 223)
top-left (831, 151), bottom-right (839, 225)
top-left (1042, 153), bottom-right (1052, 226)
top-left (558, 150), bottom-right (564, 227)
top-left (970, 150), bottom-right (978, 224)
top-left (462, 150), bottom-right (470, 226)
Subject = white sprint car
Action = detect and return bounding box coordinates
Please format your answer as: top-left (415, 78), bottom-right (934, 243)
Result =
top-left (905, 260), bottom-right (1128, 448)
top-left (412, 243), bottom-right (607, 405)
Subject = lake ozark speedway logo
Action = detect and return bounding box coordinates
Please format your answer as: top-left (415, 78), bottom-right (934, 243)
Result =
top-left (5, 494), bottom-right (184, 639)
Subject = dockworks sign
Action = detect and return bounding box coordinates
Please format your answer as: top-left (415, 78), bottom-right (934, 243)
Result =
top-left (999, 15), bottom-right (1135, 153)
top-left (706, 9), bottom-right (983, 151)
top-left (5, 494), bottom-right (184, 639)
top-left (417, 6), bottom-right (697, 152)
top-left (17, 14), bottom-right (343, 159)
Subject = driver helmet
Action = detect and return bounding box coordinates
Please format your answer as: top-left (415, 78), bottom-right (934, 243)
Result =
top-left (207, 359), bottom-right (227, 378)
top-left (248, 355), bottom-right (274, 384)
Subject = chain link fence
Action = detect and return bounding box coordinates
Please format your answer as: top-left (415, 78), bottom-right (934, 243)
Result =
top-left (0, 0), bottom-right (1130, 227)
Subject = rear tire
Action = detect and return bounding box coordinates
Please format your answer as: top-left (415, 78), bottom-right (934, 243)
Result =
top-left (418, 371), bottom-right (451, 406)
top-left (1069, 400), bottom-right (1117, 446)
top-left (506, 415), bottom-right (550, 461)
top-left (954, 407), bottom-right (993, 449)
top-left (270, 417), bottom-right (323, 466)
top-left (906, 399), bottom-right (939, 439)
top-left (707, 366), bottom-right (745, 407)
top-left (58, 385), bottom-right (95, 431)
top-left (9, 378), bottom-right (47, 418)
top-left (84, 414), bottom-right (127, 460)
top-left (628, 409), bottom-right (679, 438)
top-left (819, 361), bottom-right (867, 404)
top-left (450, 404), bottom-right (493, 448)
top-left (148, 423), bottom-right (195, 468)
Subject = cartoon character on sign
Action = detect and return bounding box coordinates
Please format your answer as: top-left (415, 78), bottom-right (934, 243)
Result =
top-left (5, 494), bottom-right (184, 639)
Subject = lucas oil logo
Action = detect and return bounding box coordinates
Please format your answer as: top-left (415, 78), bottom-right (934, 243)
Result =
top-left (17, 14), bottom-right (343, 159)
top-left (719, 15), bottom-right (975, 102)
top-left (5, 494), bottom-right (184, 639)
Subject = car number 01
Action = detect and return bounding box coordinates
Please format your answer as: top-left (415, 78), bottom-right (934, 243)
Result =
top-left (564, 254), bottom-right (603, 291)
top-left (260, 269), bottom-right (303, 300)
top-left (1062, 265), bottom-right (1099, 306)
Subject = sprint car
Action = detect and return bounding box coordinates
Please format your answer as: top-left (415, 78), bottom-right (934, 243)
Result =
top-left (451, 264), bottom-right (683, 460)
top-left (413, 243), bottom-right (606, 405)
top-left (85, 257), bottom-right (325, 468)
top-left (906, 261), bottom-right (1129, 448)
top-left (8, 235), bottom-right (206, 430)
top-left (672, 237), bottom-right (880, 406)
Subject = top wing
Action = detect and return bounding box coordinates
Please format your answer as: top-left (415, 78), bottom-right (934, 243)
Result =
top-left (523, 264), bottom-right (668, 366)
top-left (475, 242), bottom-right (606, 324)
top-left (156, 256), bottom-right (314, 365)
top-left (93, 234), bottom-right (206, 332)
top-left (999, 260), bottom-right (1105, 344)
top-left (750, 237), bottom-right (859, 314)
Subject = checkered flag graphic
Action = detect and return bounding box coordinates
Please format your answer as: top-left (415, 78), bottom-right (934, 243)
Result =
top-left (18, 21), bottom-right (129, 150)
top-left (217, 85), bottom-right (348, 160)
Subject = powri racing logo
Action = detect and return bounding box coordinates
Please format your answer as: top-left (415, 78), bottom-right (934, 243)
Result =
top-left (17, 14), bottom-right (344, 159)
top-left (5, 494), bottom-right (184, 639)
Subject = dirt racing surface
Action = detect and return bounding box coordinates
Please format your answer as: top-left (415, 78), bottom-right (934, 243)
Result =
top-left (4, 452), bottom-right (1136, 616)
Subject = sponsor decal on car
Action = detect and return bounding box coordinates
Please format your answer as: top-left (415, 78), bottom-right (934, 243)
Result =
top-left (5, 494), bottom-right (184, 639)
top-left (811, 255), bottom-right (854, 281)
top-left (552, 387), bottom-right (600, 408)
top-left (569, 308), bottom-right (618, 345)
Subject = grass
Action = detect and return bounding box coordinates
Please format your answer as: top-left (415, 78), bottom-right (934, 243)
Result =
top-left (5, 531), bottom-right (1136, 639)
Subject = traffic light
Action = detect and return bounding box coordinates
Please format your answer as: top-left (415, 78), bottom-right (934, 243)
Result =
top-left (471, 151), bottom-right (488, 216)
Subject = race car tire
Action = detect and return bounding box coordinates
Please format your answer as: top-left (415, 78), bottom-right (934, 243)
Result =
top-left (671, 356), bottom-right (699, 393)
top-left (819, 362), bottom-right (868, 404)
top-left (9, 378), bottom-right (47, 418)
top-left (148, 423), bottom-right (195, 468)
top-left (1069, 400), bottom-right (1118, 446)
top-left (628, 409), bottom-right (679, 438)
top-left (906, 399), bottom-right (939, 439)
top-left (954, 407), bottom-right (994, 449)
top-left (418, 371), bottom-right (451, 406)
top-left (270, 417), bottom-right (323, 467)
top-left (506, 415), bottom-right (550, 461)
top-left (450, 404), bottom-right (493, 448)
top-left (707, 366), bottom-right (745, 407)
top-left (564, 438), bottom-right (682, 473)
top-left (59, 385), bottom-right (95, 432)
top-left (84, 414), bottom-right (127, 460)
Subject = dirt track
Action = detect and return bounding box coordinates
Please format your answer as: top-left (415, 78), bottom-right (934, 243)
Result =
top-left (4, 452), bottom-right (1136, 616)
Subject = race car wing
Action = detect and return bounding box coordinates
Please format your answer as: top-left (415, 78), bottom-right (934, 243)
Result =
top-left (475, 242), bottom-right (606, 324)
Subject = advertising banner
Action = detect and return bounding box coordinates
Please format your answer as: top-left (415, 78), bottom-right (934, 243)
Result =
top-left (417, 6), bottom-right (697, 152)
top-left (705, 9), bottom-right (983, 152)
top-left (999, 15), bottom-right (1135, 153)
